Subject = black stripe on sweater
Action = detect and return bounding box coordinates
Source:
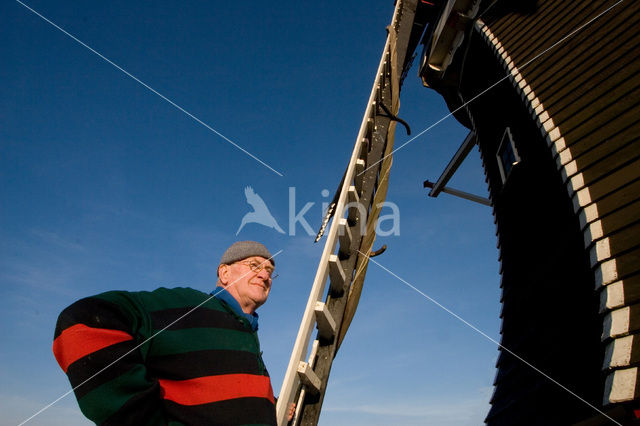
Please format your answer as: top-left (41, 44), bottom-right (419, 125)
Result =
top-left (146, 349), bottom-right (266, 380)
top-left (150, 307), bottom-right (249, 332)
top-left (54, 297), bottom-right (131, 339)
top-left (163, 397), bottom-right (276, 426)
top-left (67, 340), bottom-right (143, 400)
top-left (101, 382), bottom-right (165, 426)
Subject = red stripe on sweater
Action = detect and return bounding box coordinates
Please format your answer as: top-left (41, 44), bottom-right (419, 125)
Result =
top-left (53, 324), bottom-right (134, 372)
top-left (159, 374), bottom-right (275, 406)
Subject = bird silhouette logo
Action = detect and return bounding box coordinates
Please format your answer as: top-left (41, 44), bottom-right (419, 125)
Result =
top-left (236, 186), bottom-right (285, 235)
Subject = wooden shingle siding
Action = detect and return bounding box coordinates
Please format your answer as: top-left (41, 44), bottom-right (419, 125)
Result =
top-left (519, 11), bottom-right (638, 102)
top-left (600, 274), bottom-right (640, 313)
top-left (603, 304), bottom-right (640, 340)
top-left (479, 0), bottom-right (640, 410)
top-left (544, 50), bottom-right (640, 126)
top-left (576, 159), bottom-right (640, 212)
top-left (591, 219), bottom-right (640, 268)
top-left (508, 7), bottom-right (591, 68)
top-left (561, 112), bottom-right (639, 183)
top-left (492, 2), bottom-right (622, 72)
top-left (570, 148), bottom-right (640, 197)
top-left (579, 179), bottom-right (640, 230)
top-left (556, 111), bottom-right (639, 169)
top-left (598, 249), bottom-right (640, 286)
top-left (563, 135), bottom-right (639, 186)
top-left (603, 334), bottom-right (640, 368)
top-left (604, 366), bottom-right (640, 404)
top-left (413, 0), bottom-right (639, 419)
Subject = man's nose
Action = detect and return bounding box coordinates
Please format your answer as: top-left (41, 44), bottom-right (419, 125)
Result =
top-left (256, 268), bottom-right (270, 280)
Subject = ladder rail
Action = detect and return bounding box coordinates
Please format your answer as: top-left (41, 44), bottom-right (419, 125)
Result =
top-left (276, 2), bottom-right (409, 424)
top-left (275, 50), bottom-right (388, 426)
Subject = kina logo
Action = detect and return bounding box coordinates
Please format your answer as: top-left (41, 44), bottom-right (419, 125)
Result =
top-left (236, 186), bottom-right (285, 235)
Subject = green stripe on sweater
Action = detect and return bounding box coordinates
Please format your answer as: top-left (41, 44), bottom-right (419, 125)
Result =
top-left (78, 364), bottom-right (155, 425)
top-left (149, 328), bottom-right (260, 356)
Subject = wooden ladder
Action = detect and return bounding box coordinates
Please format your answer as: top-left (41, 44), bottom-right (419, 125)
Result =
top-left (276, 1), bottom-right (418, 424)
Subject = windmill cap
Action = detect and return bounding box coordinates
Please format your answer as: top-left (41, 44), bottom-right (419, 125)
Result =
top-left (219, 241), bottom-right (274, 268)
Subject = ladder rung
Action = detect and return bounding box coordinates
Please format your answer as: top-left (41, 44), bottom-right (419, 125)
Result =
top-left (314, 301), bottom-right (337, 340)
top-left (347, 186), bottom-right (364, 226)
top-left (366, 118), bottom-right (375, 140)
top-left (355, 159), bottom-right (365, 192)
top-left (328, 254), bottom-right (346, 295)
top-left (350, 220), bottom-right (362, 244)
top-left (292, 340), bottom-right (321, 424)
top-left (348, 185), bottom-right (359, 203)
top-left (338, 218), bottom-right (353, 257)
top-left (359, 137), bottom-right (369, 160)
top-left (276, 2), bottom-right (414, 422)
top-left (297, 361), bottom-right (321, 395)
top-left (308, 340), bottom-right (320, 364)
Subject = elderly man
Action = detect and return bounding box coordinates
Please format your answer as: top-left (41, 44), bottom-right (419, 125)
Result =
top-left (53, 241), bottom-right (283, 425)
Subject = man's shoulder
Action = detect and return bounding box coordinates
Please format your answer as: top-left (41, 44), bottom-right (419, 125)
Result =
top-left (87, 286), bottom-right (221, 312)
top-left (135, 287), bottom-right (222, 310)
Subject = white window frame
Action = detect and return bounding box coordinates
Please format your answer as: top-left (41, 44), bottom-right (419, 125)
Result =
top-left (496, 127), bottom-right (520, 184)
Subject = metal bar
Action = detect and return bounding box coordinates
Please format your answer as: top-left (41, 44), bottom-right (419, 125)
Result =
top-left (428, 130), bottom-right (476, 197)
top-left (424, 180), bottom-right (491, 206)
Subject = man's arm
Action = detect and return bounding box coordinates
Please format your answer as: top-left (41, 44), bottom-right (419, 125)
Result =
top-left (53, 292), bottom-right (166, 425)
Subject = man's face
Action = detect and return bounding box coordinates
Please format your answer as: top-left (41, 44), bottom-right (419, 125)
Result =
top-left (218, 256), bottom-right (273, 314)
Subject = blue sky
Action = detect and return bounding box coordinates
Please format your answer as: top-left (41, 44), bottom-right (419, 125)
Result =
top-left (1, 1), bottom-right (500, 424)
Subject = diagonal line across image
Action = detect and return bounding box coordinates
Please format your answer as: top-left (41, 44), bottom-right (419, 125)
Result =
top-left (15, 0), bottom-right (284, 177)
top-left (357, 0), bottom-right (624, 178)
top-left (18, 252), bottom-right (283, 425)
top-left (358, 250), bottom-right (622, 426)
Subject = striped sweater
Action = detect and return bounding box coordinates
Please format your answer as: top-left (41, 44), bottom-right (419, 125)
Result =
top-left (53, 287), bottom-right (276, 425)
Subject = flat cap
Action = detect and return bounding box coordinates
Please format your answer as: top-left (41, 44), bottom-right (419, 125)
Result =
top-left (219, 241), bottom-right (274, 267)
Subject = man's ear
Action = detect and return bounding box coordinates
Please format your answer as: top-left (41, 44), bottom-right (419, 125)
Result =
top-left (218, 264), bottom-right (229, 285)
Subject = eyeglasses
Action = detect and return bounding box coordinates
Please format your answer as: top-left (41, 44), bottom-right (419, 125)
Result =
top-left (238, 260), bottom-right (278, 279)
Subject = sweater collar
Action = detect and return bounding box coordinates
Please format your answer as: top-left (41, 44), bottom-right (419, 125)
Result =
top-left (212, 287), bottom-right (259, 331)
